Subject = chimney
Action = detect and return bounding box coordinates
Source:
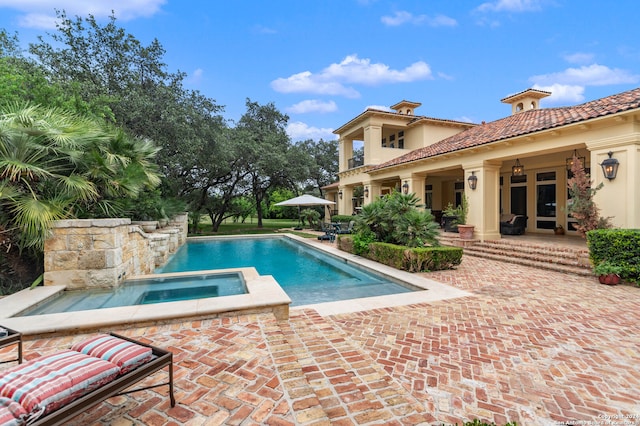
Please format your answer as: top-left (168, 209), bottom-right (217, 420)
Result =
top-left (501, 89), bottom-right (551, 115)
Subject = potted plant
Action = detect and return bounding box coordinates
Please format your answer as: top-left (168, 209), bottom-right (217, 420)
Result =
top-left (593, 260), bottom-right (622, 285)
top-left (454, 194), bottom-right (474, 240)
top-left (442, 203), bottom-right (460, 233)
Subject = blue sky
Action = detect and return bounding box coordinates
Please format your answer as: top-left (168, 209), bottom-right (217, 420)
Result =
top-left (0, 0), bottom-right (639, 142)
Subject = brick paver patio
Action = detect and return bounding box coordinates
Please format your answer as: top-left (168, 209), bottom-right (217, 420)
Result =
top-left (4, 256), bottom-right (640, 425)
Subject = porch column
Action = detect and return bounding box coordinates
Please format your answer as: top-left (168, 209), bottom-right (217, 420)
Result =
top-left (368, 181), bottom-right (382, 203)
top-left (338, 138), bottom-right (353, 173)
top-left (464, 162), bottom-right (501, 241)
top-left (363, 125), bottom-right (382, 165)
top-left (400, 175), bottom-right (426, 206)
top-left (587, 140), bottom-right (640, 229)
top-left (338, 186), bottom-right (353, 216)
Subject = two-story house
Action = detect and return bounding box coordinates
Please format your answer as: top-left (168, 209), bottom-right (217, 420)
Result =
top-left (329, 87), bottom-right (640, 241)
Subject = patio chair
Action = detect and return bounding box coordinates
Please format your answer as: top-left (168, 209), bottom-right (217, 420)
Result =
top-left (0, 333), bottom-right (175, 426)
top-left (317, 223), bottom-right (335, 241)
top-left (500, 215), bottom-right (528, 235)
top-left (335, 220), bottom-right (355, 234)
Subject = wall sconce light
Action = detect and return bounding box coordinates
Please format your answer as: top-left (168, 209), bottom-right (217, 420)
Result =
top-left (467, 171), bottom-right (478, 190)
top-left (338, 190), bottom-right (343, 199)
top-left (364, 186), bottom-right (369, 198)
top-left (512, 159), bottom-right (524, 176)
top-left (566, 149), bottom-right (586, 171)
top-left (402, 181), bottom-right (409, 194)
top-left (600, 151), bottom-right (619, 181)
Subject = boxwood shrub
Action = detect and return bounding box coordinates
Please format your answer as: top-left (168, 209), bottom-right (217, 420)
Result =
top-left (338, 236), bottom-right (462, 272)
top-left (587, 228), bottom-right (640, 283)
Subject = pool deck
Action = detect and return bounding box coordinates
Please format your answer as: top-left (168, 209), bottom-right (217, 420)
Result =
top-left (2, 239), bottom-right (640, 424)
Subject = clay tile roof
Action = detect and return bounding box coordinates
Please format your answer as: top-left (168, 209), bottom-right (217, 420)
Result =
top-left (371, 87), bottom-right (640, 172)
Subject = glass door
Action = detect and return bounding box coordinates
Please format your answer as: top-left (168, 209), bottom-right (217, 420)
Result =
top-left (536, 171), bottom-right (556, 230)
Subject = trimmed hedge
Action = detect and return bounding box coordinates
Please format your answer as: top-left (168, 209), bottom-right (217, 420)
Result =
top-left (338, 237), bottom-right (462, 272)
top-left (587, 228), bottom-right (640, 283)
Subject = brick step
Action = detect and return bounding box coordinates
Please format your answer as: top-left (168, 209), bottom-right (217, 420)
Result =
top-left (466, 243), bottom-right (588, 267)
top-left (461, 248), bottom-right (593, 276)
top-left (438, 233), bottom-right (592, 275)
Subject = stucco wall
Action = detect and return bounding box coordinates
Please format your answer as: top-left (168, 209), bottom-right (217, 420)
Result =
top-left (43, 213), bottom-right (189, 289)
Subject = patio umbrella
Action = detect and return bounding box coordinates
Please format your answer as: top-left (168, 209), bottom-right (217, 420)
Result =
top-left (275, 194), bottom-right (336, 229)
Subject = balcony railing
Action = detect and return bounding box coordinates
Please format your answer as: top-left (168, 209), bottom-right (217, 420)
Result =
top-left (347, 157), bottom-right (364, 169)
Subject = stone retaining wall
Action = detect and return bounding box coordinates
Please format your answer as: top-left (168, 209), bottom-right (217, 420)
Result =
top-left (44, 213), bottom-right (188, 289)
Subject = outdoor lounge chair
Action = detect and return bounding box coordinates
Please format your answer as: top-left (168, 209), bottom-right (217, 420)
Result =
top-left (500, 215), bottom-right (528, 235)
top-left (0, 333), bottom-right (175, 426)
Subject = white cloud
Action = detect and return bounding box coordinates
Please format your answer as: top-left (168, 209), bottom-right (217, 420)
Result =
top-left (253, 24), bottom-right (277, 35)
top-left (381, 11), bottom-right (456, 27)
top-left (286, 121), bottom-right (336, 142)
top-left (286, 100), bottom-right (337, 114)
top-left (476, 0), bottom-right (544, 13)
top-left (186, 68), bottom-right (204, 85)
top-left (563, 52), bottom-right (595, 65)
top-left (272, 55), bottom-right (433, 98)
top-left (0, 0), bottom-right (166, 28)
top-left (271, 71), bottom-right (360, 98)
top-left (532, 84), bottom-right (585, 104)
top-left (530, 64), bottom-right (640, 87)
top-left (17, 13), bottom-right (58, 29)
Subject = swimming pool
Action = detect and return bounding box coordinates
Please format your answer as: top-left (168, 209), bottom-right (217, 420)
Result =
top-left (18, 272), bottom-right (247, 316)
top-left (158, 236), bottom-right (414, 306)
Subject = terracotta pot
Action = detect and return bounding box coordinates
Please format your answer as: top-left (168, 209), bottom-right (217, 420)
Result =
top-left (598, 273), bottom-right (620, 285)
top-left (457, 224), bottom-right (475, 240)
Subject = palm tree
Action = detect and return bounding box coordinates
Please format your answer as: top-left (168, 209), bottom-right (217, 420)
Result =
top-left (0, 103), bottom-right (161, 251)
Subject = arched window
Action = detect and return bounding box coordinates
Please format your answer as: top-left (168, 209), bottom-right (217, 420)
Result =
top-left (516, 102), bottom-right (524, 112)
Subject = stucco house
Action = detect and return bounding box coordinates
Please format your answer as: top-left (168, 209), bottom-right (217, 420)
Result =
top-left (329, 87), bottom-right (640, 241)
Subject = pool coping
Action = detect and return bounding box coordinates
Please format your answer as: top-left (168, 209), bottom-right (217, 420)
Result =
top-left (283, 234), bottom-right (472, 315)
top-left (0, 233), bottom-right (471, 336)
top-left (0, 266), bottom-right (291, 336)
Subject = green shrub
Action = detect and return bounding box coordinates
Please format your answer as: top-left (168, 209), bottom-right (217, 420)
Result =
top-left (332, 214), bottom-right (356, 223)
top-left (404, 246), bottom-right (463, 272)
top-left (356, 191), bottom-right (439, 247)
top-left (345, 241), bottom-right (462, 272)
top-left (587, 229), bottom-right (640, 283)
top-left (351, 229), bottom-right (376, 256)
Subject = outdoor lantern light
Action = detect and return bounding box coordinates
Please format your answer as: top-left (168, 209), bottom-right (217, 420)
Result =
top-left (467, 171), bottom-right (478, 190)
top-left (512, 159), bottom-right (524, 176)
top-left (364, 186), bottom-right (369, 198)
top-left (338, 190), bottom-right (343, 199)
top-left (600, 151), bottom-right (619, 181)
top-left (402, 181), bottom-right (409, 194)
top-left (566, 149), bottom-right (586, 171)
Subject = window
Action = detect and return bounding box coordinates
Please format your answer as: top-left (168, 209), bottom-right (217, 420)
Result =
top-left (424, 184), bottom-right (433, 209)
top-left (381, 138), bottom-right (386, 147)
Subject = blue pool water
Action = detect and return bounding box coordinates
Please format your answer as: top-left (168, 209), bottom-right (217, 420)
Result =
top-left (157, 237), bottom-right (413, 306)
top-left (19, 272), bottom-right (246, 316)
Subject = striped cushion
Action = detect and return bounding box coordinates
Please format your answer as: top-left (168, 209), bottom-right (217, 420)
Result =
top-left (71, 334), bottom-right (153, 374)
top-left (0, 396), bottom-right (27, 426)
top-left (0, 350), bottom-right (119, 421)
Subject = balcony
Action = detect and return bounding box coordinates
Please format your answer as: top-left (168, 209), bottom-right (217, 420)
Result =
top-left (347, 157), bottom-right (364, 169)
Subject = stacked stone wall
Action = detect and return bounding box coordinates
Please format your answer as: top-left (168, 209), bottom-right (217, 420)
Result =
top-left (44, 214), bottom-right (188, 289)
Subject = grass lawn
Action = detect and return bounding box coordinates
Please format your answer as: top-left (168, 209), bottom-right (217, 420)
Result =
top-left (190, 218), bottom-right (318, 238)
